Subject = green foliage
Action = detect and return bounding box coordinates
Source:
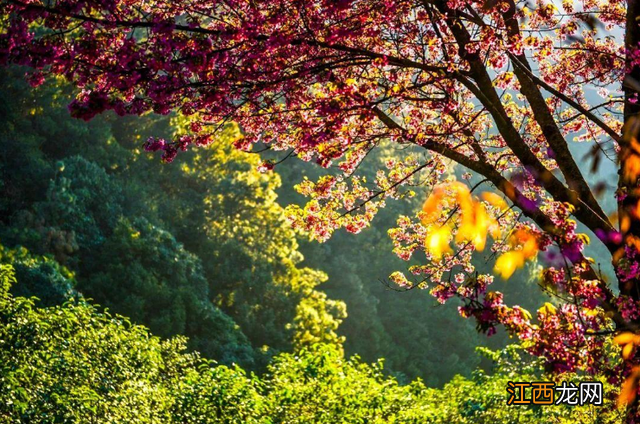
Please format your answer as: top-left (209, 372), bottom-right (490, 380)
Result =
top-left (292, 281), bottom-right (346, 350)
top-left (0, 268), bottom-right (623, 423)
top-left (0, 244), bottom-right (75, 306)
top-left (0, 264), bottom-right (16, 301)
top-left (0, 264), bottom-right (264, 423)
top-left (35, 156), bottom-right (124, 250)
top-left (128, 121), bottom-right (346, 358)
top-left (0, 68), bottom-right (344, 371)
top-left (82, 216), bottom-right (256, 365)
top-left (263, 344), bottom-right (440, 424)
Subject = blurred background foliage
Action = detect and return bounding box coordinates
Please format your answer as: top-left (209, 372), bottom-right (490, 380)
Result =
top-left (0, 67), bottom-right (493, 383)
top-left (0, 66), bottom-right (611, 422)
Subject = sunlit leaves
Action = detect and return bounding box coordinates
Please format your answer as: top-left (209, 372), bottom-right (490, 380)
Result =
top-left (419, 181), bottom-right (539, 279)
top-left (420, 181), bottom-right (502, 257)
top-left (10, 264), bottom-right (619, 423)
top-left (538, 302), bottom-right (557, 315)
top-left (2, 259), bottom-right (619, 422)
top-left (494, 251), bottom-right (526, 280)
top-left (286, 175), bottom-right (379, 241)
top-left (424, 224), bottom-right (453, 259)
top-left (615, 332), bottom-right (640, 407)
top-left (494, 229), bottom-right (539, 280)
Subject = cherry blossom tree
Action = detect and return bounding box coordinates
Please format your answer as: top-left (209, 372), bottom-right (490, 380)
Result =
top-left (3, 0), bottom-right (640, 415)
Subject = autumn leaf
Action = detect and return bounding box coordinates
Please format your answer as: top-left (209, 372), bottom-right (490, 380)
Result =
top-left (494, 251), bottom-right (525, 279)
top-left (422, 182), bottom-right (502, 254)
top-left (425, 225), bottom-right (453, 259)
top-left (493, 229), bottom-right (539, 279)
top-left (619, 367), bottom-right (640, 408)
top-left (615, 332), bottom-right (640, 346)
top-left (614, 332), bottom-right (640, 360)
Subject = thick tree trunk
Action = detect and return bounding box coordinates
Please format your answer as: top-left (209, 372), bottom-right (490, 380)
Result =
top-left (622, 1), bottom-right (640, 421)
top-left (619, 0), bottom-right (640, 300)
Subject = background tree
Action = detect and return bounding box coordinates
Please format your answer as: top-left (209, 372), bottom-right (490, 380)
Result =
top-left (0, 66), bottom-right (487, 384)
top-left (0, 67), bottom-right (348, 372)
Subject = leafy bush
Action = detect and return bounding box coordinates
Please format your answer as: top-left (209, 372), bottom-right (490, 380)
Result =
top-left (0, 265), bottom-right (623, 424)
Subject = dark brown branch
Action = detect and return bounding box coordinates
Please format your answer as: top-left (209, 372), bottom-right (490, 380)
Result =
top-left (499, 0), bottom-right (612, 235)
top-left (7, 0), bottom-right (222, 35)
top-left (508, 53), bottom-right (620, 143)
top-left (432, 0), bottom-right (616, 249)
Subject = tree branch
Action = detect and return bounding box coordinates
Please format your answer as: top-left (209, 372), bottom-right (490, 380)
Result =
top-left (374, 105), bottom-right (627, 330)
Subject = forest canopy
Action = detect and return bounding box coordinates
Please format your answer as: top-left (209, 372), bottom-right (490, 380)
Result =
top-left (0, 67), bottom-right (482, 384)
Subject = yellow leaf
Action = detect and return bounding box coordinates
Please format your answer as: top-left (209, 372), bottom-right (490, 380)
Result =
top-left (619, 368), bottom-right (640, 408)
top-left (421, 190), bottom-right (444, 225)
top-left (456, 205), bottom-right (493, 251)
top-left (511, 229), bottom-right (539, 259)
top-left (539, 302), bottom-right (556, 315)
top-left (522, 238), bottom-right (538, 259)
top-left (425, 226), bottom-right (453, 259)
top-left (494, 251), bottom-right (525, 279)
top-left (623, 343), bottom-right (635, 360)
top-left (614, 332), bottom-right (638, 346)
